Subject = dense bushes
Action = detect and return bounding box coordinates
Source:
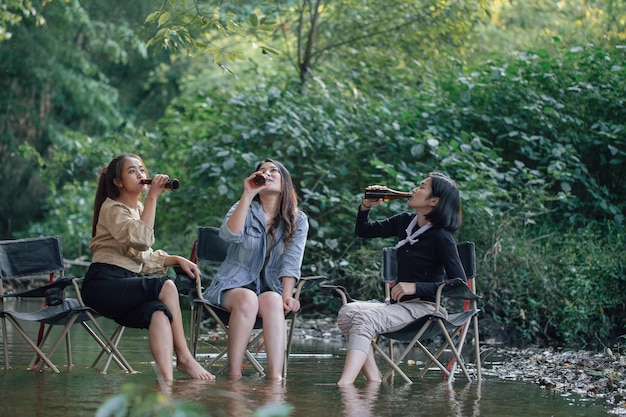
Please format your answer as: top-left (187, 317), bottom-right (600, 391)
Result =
top-left (19, 34), bottom-right (626, 349)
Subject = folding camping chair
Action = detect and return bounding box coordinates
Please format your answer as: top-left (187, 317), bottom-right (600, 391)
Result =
top-left (0, 236), bottom-right (134, 374)
top-left (182, 226), bottom-right (325, 378)
top-left (324, 241), bottom-right (481, 384)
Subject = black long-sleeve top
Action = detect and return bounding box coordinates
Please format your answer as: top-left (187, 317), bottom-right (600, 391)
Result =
top-left (355, 208), bottom-right (466, 302)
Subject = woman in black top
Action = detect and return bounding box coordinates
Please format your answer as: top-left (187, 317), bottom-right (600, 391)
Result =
top-left (337, 172), bottom-right (466, 385)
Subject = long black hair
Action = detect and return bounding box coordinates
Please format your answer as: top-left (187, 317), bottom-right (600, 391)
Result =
top-left (424, 172), bottom-right (462, 232)
top-left (91, 154), bottom-right (147, 237)
top-left (253, 158), bottom-right (299, 246)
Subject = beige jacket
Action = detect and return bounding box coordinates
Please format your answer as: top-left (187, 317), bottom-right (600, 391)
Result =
top-left (89, 198), bottom-right (167, 274)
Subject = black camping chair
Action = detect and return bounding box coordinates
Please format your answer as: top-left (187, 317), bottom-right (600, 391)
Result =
top-left (181, 226), bottom-right (325, 378)
top-left (324, 241), bottom-right (481, 383)
top-left (0, 236), bottom-right (134, 373)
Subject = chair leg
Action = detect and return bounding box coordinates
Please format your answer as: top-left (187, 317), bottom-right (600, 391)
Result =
top-left (31, 316), bottom-right (80, 372)
top-left (65, 329), bottom-right (72, 370)
top-left (473, 316), bottom-right (481, 381)
top-left (4, 317), bottom-right (60, 373)
top-left (437, 320), bottom-right (472, 382)
top-left (283, 311), bottom-right (298, 379)
top-left (1, 316), bottom-right (9, 370)
top-left (211, 333), bottom-right (266, 377)
top-left (82, 312), bottom-right (135, 374)
top-left (418, 321), bottom-right (475, 382)
top-left (101, 326), bottom-right (125, 374)
top-left (189, 304), bottom-right (203, 357)
top-left (373, 341), bottom-right (412, 384)
top-left (381, 322), bottom-right (441, 382)
top-left (387, 337), bottom-right (394, 383)
top-left (418, 329), bottom-right (461, 379)
top-left (243, 332), bottom-right (266, 376)
top-left (87, 324), bottom-right (132, 373)
top-left (28, 323), bottom-right (54, 370)
top-left (244, 347), bottom-right (266, 376)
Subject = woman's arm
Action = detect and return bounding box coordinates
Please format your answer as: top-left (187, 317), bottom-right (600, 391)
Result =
top-left (227, 173), bottom-right (264, 233)
top-left (281, 276), bottom-right (300, 312)
top-left (165, 255), bottom-right (201, 280)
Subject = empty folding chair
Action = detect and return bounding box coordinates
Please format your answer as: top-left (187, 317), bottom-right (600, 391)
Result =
top-left (0, 236), bottom-right (134, 373)
top-left (324, 241), bottom-right (481, 384)
top-left (182, 226), bottom-right (325, 378)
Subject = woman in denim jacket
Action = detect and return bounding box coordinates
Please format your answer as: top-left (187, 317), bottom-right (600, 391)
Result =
top-left (203, 159), bottom-right (308, 380)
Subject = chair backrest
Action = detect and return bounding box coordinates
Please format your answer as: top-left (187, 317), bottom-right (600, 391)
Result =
top-left (196, 226), bottom-right (230, 264)
top-left (0, 236), bottom-right (64, 280)
top-left (457, 241), bottom-right (476, 280)
top-left (381, 247), bottom-right (397, 283)
top-left (380, 241), bottom-right (476, 283)
top-left (0, 236), bottom-right (65, 302)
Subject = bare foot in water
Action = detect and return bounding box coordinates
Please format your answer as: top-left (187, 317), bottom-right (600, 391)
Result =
top-left (176, 356), bottom-right (215, 380)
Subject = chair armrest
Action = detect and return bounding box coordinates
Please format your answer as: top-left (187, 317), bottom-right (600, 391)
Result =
top-left (294, 275), bottom-right (326, 300)
top-left (436, 278), bottom-right (481, 301)
top-left (2, 276), bottom-right (76, 298)
top-left (172, 265), bottom-right (197, 295)
top-left (320, 283), bottom-right (354, 306)
top-left (300, 275), bottom-right (326, 282)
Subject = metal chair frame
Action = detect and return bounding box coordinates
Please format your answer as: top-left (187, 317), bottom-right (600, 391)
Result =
top-left (184, 226), bottom-right (325, 378)
top-left (0, 236), bottom-right (134, 374)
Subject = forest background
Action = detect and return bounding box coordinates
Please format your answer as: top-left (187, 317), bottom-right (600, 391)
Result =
top-left (1, 0), bottom-right (624, 350)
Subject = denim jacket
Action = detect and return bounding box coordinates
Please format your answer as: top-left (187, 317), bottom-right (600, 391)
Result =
top-left (202, 200), bottom-right (309, 306)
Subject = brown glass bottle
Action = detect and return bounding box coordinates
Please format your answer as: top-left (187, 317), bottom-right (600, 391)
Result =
top-left (364, 187), bottom-right (412, 202)
top-left (141, 178), bottom-right (180, 191)
top-left (251, 173), bottom-right (266, 187)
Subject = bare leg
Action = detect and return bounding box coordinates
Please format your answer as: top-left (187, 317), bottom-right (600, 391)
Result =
top-left (149, 310), bottom-right (175, 381)
top-left (338, 349), bottom-right (367, 385)
top-left (337, 345), bottom-right (381, 385)
top-left (222, 288), bottom-right (259, 380)
top-left (361, 345), bottom-right (382, 382)
top-left (258, 291), bottom-right (286, 379)
top-left (157, 280), bottom-right (214, 380)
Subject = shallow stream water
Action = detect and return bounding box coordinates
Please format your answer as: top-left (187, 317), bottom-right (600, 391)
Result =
top-left (0, 300), bottom-right (613, 417)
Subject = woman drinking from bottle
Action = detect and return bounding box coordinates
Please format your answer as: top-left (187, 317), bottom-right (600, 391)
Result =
top-left (336, 172), bottom-right (466, 385)
top-left (82, 153), bottom-right (215, 382)
top-left (202, 158), bottom-right (308, 380)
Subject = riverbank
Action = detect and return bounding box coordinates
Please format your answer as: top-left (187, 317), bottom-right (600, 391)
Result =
top-left (286, 317), bottom-right (626, 415)
top-left (486, 347), bottom-right (626, 415)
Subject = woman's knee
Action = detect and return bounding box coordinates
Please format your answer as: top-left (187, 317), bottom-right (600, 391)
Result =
top-left (337, 305), bottom-right (356, 332)
top-left (159, 279), bottom-right (178, 298)
top-left (224, 288), bottom-right (259, 316)
top-left (258, 291), bottom-right (284, 316)
top-left (150, 309), bottom-right (170, 326)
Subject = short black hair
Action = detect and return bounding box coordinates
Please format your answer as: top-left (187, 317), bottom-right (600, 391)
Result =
top-left (425, 172), bottom-right (462, 232)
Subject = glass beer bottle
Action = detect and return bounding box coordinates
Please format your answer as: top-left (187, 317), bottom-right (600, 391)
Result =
top-left (251, 173), bottom-right (266, 187)
top-left (364, 187), bottom-right (412, 202)
top-left (141, 178), bottom-right (180, 191)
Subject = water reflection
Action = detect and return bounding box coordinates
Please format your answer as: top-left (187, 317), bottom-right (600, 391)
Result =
top-left (339, 382), bottom-right (380, 417)
top-left (0, 305), bottom-right (614, 417)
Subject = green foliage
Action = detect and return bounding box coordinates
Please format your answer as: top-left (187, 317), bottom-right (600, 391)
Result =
top-left (438, 41), bottom-right (626, 226)
top-left (0, 0), bottom-right (46, 41)
top-left (96, 384), bottom-right (206, 417)
top-left (0, 0), bottom-right (182, 238)
top-left (95, 383), bottom-right (294, 417)
top-left (144, 0), bottom-right (277, 69)
top-left (281, 0), bottom-right (490, 83)
top-left (5, 0), bottom-right (626, 350)
top-left (473, 0), bottom-right (626, 57)
top-left (480, 220), bottom-right (626, 348)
